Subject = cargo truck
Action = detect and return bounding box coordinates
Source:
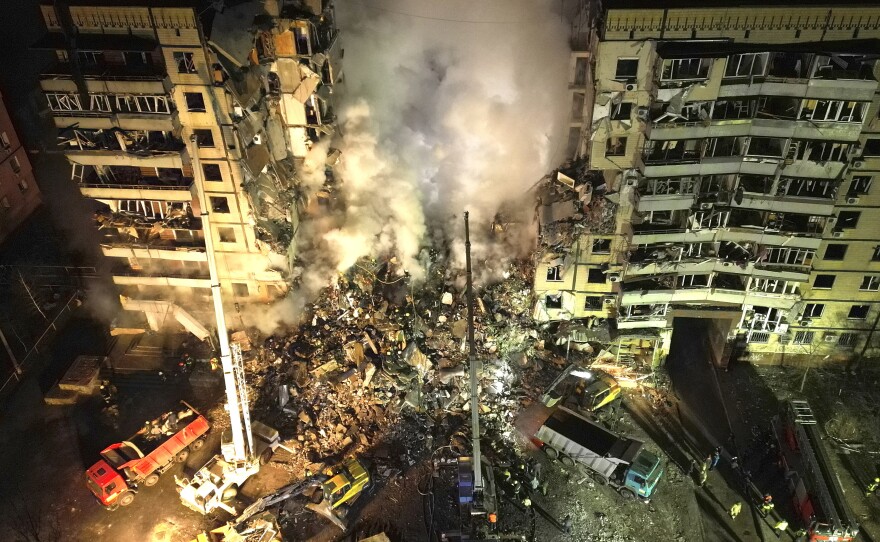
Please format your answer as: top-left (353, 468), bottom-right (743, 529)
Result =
top-left (532, 406), bottom-right (663, 501)
top-left (86, 401), bottom-right (210, 508)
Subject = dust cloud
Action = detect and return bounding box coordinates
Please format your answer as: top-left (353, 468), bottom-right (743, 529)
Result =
top-left (247, 0), bottom-right (571, 332)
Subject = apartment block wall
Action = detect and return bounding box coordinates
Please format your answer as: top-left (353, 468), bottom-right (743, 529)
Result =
top-left (536, 3), bottom-right (880, 367)
top-left (0, 92), bottom-right (42, 245)
top-left (37, 2), bottom-right (288, 332)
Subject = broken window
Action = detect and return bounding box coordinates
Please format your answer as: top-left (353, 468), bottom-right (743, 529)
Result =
top-left (645, 210), bottom-right (674, 225)
top-left (644, 139), bottom-right (702, 163)
top-left (794, 140), bottom-right (850, 162)
top-left (848, 305), bottom-right (869, 320)
top-left (545, 294), bottom-right (563, 309)
top-left (10, 156), bottom-right (20, 174)
top-left (193, 129), bottom-right (215, 148)
top-left (767, 52), bottom-right (813, 79)
top-left (661, 58), bottom-right (711, 81)
top-left (123, 51), bottom-right (149, 67)
top-left (711, 99), bottom-right (753, 120)
top-left (644, 177), bottom-right (697, 196)
top-left (761, 247), bottom-right (814, 267)
top-left (184, 92), bottom-right (206, 112)
top-left (778, 178), bottom-right (836, 199)
top-left (202, 163), bottom-right (222, 182)
top-left (210, 196), bottom-right (230, 213)
top-left (863, 138), bottom-right (880, 156)
top-left (0, 132), bottom-right (8, 148)
top-left (823, 243), bottom-right (847, 261)
top-left (813, 274), bottom-right (835, 289)
top-left (546, 265), bottom-right (563, 282)
top-left (174, 51), bottom-right (197, 74)
top-left (750, 278), bottom-right (797, 295)
top-left (705, 137), bottom-right (745, 158)
top-left (218, 227), bottom-right (236, 243)
top-left (77, 50), bottom-right (102, 66)
top-left (592, 239), bottom-right (611, 254)
top-left (755, 96), bottom-right (800, 120)
top-left (615, 58), bottom-right (639, 81)
top-left (738, 175), bottom-right (772, 194)
top-left (802, 303), bottom-right (824, 319)
top-left (746, 137), bottom-right (785, 158)
top-left (800, 99), bottom-right (867, 123)
top-left (605, 137), bottom-right (627, 157)
top-left (873, 246), bottom-right (880, 262)
top-left (46, 93), bottom-right (83, 112)
top-left (835, 211), bottom-right (860, 230)
top-left (812, 55), bottom-right (875, 80)
top-left (677, 274), bottom-right (709, 288)
top-left (232, 282), bottom-right (250, 297)
top-left (849, 176), bottom-right (873, 197)
top-left (610, 102), bottom-right (632, 121)
top-left (115, 94), bottom-right (171, 114)
top-left (584, 296), bottom-right (603, 310)
top-left (859, 275), bottom-right (880, 291)
top-left (724, 53), bottom-right (768, 78)
top-left (793, 331), bottom-right (815, 345)
top-left (587, 269), bottom-right (606, 283)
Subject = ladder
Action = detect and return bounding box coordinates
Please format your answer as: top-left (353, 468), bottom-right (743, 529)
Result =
top-left (231, 342), bottom-right (254, 459)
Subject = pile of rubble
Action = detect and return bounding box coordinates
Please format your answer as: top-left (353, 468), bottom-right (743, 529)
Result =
top-left (244, 254), bottom-right (567, 477)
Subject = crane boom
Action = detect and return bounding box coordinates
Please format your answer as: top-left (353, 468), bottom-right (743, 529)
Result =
top-left (464, 211), bottom-right (483, 492)
top-left (188, 135), bottom-right (253, 463)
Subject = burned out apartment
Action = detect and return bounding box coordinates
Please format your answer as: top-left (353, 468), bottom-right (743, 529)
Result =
top-left (535, 1), bottom-right (880, 367)
top-left (35, 0), bottom-right (340, 335)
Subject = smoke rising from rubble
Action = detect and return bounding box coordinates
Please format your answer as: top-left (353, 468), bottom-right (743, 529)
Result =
top-left (247, 0), bottom-right (570, 333)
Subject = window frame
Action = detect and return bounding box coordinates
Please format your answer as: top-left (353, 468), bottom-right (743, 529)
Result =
top-left (812, 274), bottom-right (835, 289)
top-left (614, 58), bottom-right (639, 82)
top-left (802, 303), bottom-right (824, 318)
top-left (174, 51), bottom-right (197, 74)
top-left (848, 304), bottom-right (870, 320)
top-left (859, 275), bottom-right (880, 291)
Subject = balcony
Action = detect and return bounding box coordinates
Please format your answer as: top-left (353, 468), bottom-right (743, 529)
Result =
top-left (40, 63), bottom-right (170, 95)
top-left (76, 163), bottom-right (193, 201)
top-left (620, 286), bottom-right (798, 310)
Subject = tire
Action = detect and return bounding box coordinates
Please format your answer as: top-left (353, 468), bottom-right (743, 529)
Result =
top-left (619, 488), bottom-right (636, 500)
top-left (560, 455), bottom-right (575, 467)
top-left (143, 473), bottom-right (160, 487)
top-left (118, 491), bottom-right (135, 507)
top-left (175, 449), bottom-right (190, 463)
top-left (542, 446), bottom-right (559, 460)
top-left (191, 438), bottom-right (205, 451)
top-left (221, 484), bottom-right (238, 501)
top-left (259, 449), bottom-right (272, 465)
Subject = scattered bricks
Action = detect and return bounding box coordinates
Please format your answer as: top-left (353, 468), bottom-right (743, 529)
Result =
top-left (363, 363), bottom-right (377, 388)
top-left (441, 292), bottom-right (453, 305)
top-left (299, 411), bottom-right (312, 425)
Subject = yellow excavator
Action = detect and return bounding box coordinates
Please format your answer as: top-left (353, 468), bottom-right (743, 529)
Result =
top-left (541, 365), bottom-right (621, 414)
top-left (190, 457), bottom-right (371, 541)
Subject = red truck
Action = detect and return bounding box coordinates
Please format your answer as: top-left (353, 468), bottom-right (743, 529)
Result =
top-left (86, 401), bottom-right (210, 508)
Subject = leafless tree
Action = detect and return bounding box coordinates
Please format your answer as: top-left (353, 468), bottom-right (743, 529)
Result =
top-left (4, 492), bottom-right (62, 542)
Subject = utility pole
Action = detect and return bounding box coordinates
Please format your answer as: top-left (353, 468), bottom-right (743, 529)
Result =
top-left (464, 211), bottom-right (482, 492)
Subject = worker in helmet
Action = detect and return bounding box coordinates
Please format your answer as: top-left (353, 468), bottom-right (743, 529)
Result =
top-left (760, 494), bottom-right (775, 517)
top-left (773, 519), bottom-right (789, 538)
top-left (729, 501), bottom-right (742, 519)
top-left (867, 477), bottom-right (879, 496)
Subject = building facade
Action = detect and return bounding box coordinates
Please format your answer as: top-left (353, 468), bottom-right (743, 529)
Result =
top-left (0, 91), bottom-right (41, 245)
top-left (535, 2), bottom-right (880, 367)
top-left (36, 0), bottom-right (340, 335)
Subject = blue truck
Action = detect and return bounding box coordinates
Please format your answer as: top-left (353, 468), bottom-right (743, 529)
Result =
top-left (532, 406), bottom-right (663, 501)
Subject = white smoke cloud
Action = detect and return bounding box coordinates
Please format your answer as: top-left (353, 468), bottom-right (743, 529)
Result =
top-left (247, 0), bottom-right (571, 332)
top-left (334, 0), bottom-right (571, 262)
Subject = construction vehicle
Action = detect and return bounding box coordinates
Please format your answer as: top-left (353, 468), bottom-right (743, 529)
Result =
top-left (174, 135), bottom-right (281, 516)
top-left (541, 364), bottom-right (621, 414)
top-left (191, 511), bottom-right (282, 542)
top-left (773, 400), bottom-right (859, 542)
top-left (85, 401), bottom-right (209, 508)
top-left (316, 458), bottom-right (372, 510)
top-left (532, 406), bottom-right (663, 501)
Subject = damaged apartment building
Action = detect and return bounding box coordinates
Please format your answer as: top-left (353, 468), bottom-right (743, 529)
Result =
top-left (535, 0), bottom-right (880, 367)
top-left (35, 0), bottom-right (340, 335)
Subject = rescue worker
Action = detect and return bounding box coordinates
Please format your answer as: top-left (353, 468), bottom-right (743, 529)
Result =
top-left (773, 519), bottom-right (789, 538)
top-left (562, 515), bottom-right (572, 534)
top-left (698, 460), bottom-right (709, 487)
top-left (866, 476), bottom-right (879, 496)
top-left (710, 447), bottom-right (722, 470)
top-left (760, 494), bottom-right (775, 517)
top-left (522, 497), bottom-right (532, 508)
top-left (729, 501), bottom-right (742, 519)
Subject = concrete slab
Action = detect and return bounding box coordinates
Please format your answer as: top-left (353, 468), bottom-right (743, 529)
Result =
top-left (58, 355), bottom-right (105, 393)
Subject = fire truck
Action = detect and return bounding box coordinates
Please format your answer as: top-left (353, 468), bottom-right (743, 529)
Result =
top-left (774, 400), bottom-right (859, 542)
top-left (85, 401), bottom-right (209, 508)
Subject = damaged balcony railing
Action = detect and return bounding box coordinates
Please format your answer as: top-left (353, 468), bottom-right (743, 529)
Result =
top-left (76, 164), bottom-right (193, 190)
